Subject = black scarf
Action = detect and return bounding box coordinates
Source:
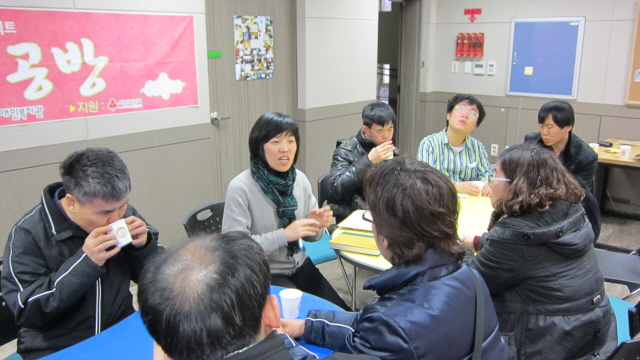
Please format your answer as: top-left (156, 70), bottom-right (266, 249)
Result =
top-left (250, 159), bottom-right (300, 257)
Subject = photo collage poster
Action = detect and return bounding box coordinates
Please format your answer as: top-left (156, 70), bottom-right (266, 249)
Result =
top-left (234, 15), bottom-right (273, 81)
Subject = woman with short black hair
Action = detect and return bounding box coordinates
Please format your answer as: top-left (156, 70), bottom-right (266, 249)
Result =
top-left (463, 143), bottom-right (617, 359)
top-left (222, 112), bottom-right (348, 310)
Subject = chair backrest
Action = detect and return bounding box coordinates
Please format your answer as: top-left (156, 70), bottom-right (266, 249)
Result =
top-left (182, 201), bottom-right (225, 238)
top-left (0, 259), bottom-right (20, 346)
top-left (317, 173), bottom-right (331, 207)
top-left (595, 248), bottom-right (640, 296)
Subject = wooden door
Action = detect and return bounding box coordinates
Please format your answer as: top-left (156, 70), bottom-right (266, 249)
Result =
top-left (204, 0), bottom-right (297, 198)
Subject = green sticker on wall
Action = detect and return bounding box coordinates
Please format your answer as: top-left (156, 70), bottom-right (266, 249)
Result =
top-left (208, 51), bottom-right (221, 59)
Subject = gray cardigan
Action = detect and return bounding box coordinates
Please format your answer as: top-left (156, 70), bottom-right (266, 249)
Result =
top-left (221, 169), bottom-right (323, 275)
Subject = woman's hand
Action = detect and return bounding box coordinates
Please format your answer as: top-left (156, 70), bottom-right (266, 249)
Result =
top-left (284, 219), bottom-right (320, 242)
top-left (459, 233), bottom-right (475, 249)
top-left (279, 318), bottom-right (306, 338)
top-left (309, 205), bottom-right (333, 228)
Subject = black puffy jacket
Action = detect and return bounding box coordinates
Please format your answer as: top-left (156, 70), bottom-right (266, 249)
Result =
top-left (1, 182), bottom-right (162, 360)
top-left (328, 130), bottom-right (398, 222)
top-left (466, 201), bottom-right (617, 360)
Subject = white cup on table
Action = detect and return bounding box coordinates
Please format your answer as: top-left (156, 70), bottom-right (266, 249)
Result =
top-left (620, 145), bottom-right (632, 159)
top-left (588, 143), bottom-right (599, 152)
top-left (279, 289), bottom-right (303, 319)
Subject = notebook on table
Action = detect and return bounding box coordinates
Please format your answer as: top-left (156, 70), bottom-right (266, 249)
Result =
top-left (329, 231), bottom-right (380, 256)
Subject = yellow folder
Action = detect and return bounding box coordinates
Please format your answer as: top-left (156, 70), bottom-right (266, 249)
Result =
top-left (329, 231), bottom-right (380, 256)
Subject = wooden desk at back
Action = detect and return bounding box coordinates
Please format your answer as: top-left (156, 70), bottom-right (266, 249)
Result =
top-left (594, 138), bottom-right (640, 219)
top-left (333, 196), bottom-right (494, 309)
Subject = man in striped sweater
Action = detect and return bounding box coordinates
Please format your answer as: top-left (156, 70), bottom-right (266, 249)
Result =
top-left (417, 94), bottom-right (492, 196)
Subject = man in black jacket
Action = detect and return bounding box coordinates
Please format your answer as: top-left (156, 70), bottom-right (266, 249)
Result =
top-left (138, 232), bottom-right (377, 360)
top-left (1, 147), bottom-right (161, 360)
top-left (328, 102), bottom-right (397, 222)
top-left (524, 100), bottom-right (601, 240)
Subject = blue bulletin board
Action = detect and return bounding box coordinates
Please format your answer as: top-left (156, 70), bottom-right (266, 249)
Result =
top-left (506, 17), bottom-right (585, 99)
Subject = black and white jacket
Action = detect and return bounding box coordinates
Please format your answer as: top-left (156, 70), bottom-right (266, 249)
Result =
top-left (1, 182), bottom-right (161, 360)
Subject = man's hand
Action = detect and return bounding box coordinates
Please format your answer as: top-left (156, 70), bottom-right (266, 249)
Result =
top-left (481, 180), bottom-right (490, 196)
top-left (367, 141), bottom-right (395, 164)
top-left (455, 181), bottom-right (482, 196)
top-left (459, 233), bottom-right (475, 249)
top-left (126, 216), bottom-right (148, 248)
top-left (279, 318), bottom-right (306, 338)
top-left (284, 219), bottom-right (321, 242)
top-left (309, 205), bottom-right (333, 228)
top-left (83, 225), bottom-right (120, 266)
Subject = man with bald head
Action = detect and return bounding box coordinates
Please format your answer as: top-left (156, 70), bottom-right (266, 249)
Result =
top-left (138, 232), bottom-right (377, 360)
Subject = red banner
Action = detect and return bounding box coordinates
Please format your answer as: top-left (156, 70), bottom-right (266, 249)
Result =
top-left (0, 8), bottom-right (198, 126)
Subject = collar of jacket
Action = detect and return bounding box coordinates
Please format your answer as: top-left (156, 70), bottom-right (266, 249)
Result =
top-left (355, 128), bottom-right (376, 153)
top-left (533, 131), bottom-right (576, 163)
top-left (41, 182), bottom-right (89, 241)
top-left (363, 249), bottom-right (460, 296)
top-left (225, 331), bottom-right (293, 360)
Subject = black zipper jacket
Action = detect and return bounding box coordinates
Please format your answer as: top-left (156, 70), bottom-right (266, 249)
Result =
top-left (1, 182), bottom-right (161, 360)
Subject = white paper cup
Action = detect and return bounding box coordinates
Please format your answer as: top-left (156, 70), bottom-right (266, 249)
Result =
top-left (108, 219), bottom-right (133, 247)
top-left (279, 289), bottom-right (302, 319)
top-left (620, 145), bottom-right (632, 159)
top-left (383, 153), bottom-right (394, 160)
top-left (589, 143), bottom-right (599, 152)
top-left (472, 181), bottom-right (485, 194)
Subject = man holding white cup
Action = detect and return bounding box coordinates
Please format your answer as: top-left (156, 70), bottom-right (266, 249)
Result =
top-left (328, 102), bottom-right (398, 223)
top-left (1, 147), bottom-right (161, 360)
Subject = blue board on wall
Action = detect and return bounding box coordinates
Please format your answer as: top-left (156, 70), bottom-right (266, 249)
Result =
top-left (506, 17), bottom-right (585, 99)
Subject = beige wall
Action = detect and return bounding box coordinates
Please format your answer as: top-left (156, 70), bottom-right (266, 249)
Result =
top-left (419, 0), bottom-right (638, 106)
top-left (296, 0), bottom-right (379, 109)
top-left (295, 0), bottom-right (379, 194)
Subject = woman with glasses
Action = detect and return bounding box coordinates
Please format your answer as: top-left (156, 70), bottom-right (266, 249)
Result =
top-left (221, 112), bottom-right (349, 310)
top-left (462, 143), bottom-right (617, 360)
top-left (280, 156), bottom-right (510, 360)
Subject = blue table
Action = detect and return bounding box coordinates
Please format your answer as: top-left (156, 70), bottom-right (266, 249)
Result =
top-left (42, 285), bottom-right (342, 359)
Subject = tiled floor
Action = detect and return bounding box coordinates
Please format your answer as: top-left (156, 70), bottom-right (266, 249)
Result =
top-left (2, 215), bottom-right (639, 358)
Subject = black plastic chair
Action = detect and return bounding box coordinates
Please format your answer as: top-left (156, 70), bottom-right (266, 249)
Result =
top-left (317, 172), bottom-right (331, 208)
top-left (595, 243), bottom-right (640, 297)
top-left (182, 201), bottom-right (225, 238)
top-left (1, 259), bottom-right (20, 347)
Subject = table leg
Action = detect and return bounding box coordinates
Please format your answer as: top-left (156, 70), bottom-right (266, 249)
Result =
top-left (337, 258), bottom-right (353, 300)
top-left (352, 265), bottom-right (357, 311)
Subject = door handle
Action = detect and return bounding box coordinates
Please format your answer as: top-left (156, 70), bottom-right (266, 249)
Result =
top-left (210, 111), bottom-right (231, 126)
top-left (513, 52), bottom-right (517, 65)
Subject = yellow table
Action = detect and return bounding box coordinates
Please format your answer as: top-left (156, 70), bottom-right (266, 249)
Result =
top-left (334, 196), bottom-right (494, 310)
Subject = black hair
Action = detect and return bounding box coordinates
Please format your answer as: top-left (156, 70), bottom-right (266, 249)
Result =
top-left (446, 94), bottom-right (486, 127)
top-left (138, 232), bottom-right (271, 360)
top-left (362, 102), bottom-right (396, 128)
top-left (59, 147), bottom-right (131, 204)
top-left (248, 112), bottom-right (300, 166)
top-left (538, 100), bottom-right (575, 129)
top-left (364, 156), bottom-right (465, 265)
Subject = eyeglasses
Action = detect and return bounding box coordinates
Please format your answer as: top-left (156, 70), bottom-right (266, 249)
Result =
top-left (488, 174), bottom-right (511, 184)
top-left (454, 105), bottom-right (479, 119)
top-left (362, 210), bottom-right (374, 224)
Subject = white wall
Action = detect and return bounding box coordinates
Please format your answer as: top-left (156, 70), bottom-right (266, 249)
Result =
top-left (296, 0), bottom-right (379, 109)
top-left (0, 0), bottom-right (209, 152)
top-left (420, 0), bottom-right (637, 106)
